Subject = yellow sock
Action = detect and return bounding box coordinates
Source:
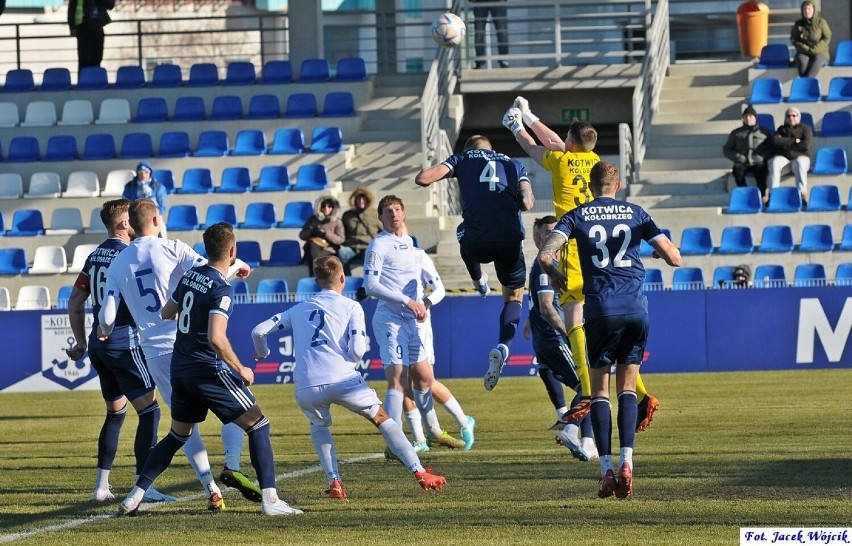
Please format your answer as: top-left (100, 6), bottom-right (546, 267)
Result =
top-left (636, 373), bottom-right (647, 402)
top-left (567, 325), bottom-right (591, 398)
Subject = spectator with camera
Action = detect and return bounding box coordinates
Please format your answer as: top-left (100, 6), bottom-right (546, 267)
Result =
top-left (299, 195), bottom-right (345, 275)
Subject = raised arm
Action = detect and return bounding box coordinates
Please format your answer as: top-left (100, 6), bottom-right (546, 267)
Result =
top-left (251, 312), bottom-right (287, 360)
top-left (415, 163), bottom-right (451, 187)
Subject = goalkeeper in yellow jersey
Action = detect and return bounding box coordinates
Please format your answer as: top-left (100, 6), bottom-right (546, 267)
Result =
top-left (502, 98), bottom-right (658, 432)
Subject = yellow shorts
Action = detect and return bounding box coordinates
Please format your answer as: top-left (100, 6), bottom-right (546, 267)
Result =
top-left (558, 239), bottom-right (585, 306)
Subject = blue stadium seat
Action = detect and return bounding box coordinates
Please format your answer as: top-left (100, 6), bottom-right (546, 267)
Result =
top-left (293, 164), bottom-right (329, 191)
top-left (77, 66), bottom-right (108, 90)
top-left (756, 44), bottom-right (790, 68)
top-left (807, 185), bottom-right (841, 212)
top-left (335, 57), bottom-right (367, 81)
top-left (225, 61), bottom-right (256, 86)
top-left (284, 92), bottom-right (318, 118)
top-left (7, 209), bottom-right (45, 236)
top-left (818, 110), bottom-right (852, 137)
top-left (172, 96), bottom-right (206, 122)
top-left (193, 130), bottom-right (229, 157)
top-left (800, 112), bottom-right (815, 133)
top-left (246, 94), bottom-right (280, 119)
top-left (81, 133), bottom-right (116, 160)
top-left (134, 97), bottom-right (168, 122)
top-left (114, 65), bottom-right (146, 89)
top-left (748, 78), bottom-right (783, 104)
top-left (712, 266), bottom-right (738, 289)
top-left (56, 285), bottom-right (73, 309)
top-left (186, 63), bottom-right (219, 87)
top-left (44, 135), bottom-right (78, 162)
top-left (836, 263), bottom-right (852, 286)
top-left (4, 69), bottom-right (34, 92)
top-left (278, 201), bottom-right (313, 228)
top-left (6, 136), bottom-right (40, 162)
top-left (231, 129), bottom-right (266, 155)
top-left (239, 202), bottom-right (277, 229)
top-left (158, 131), bottom-right (191, 158)
top-left (833, 40), bottom-right (852, 66)
top-left (825, 77), bottom-right (852, 102)
top-left (811, 147), bottom-right (847, 175)
top-left (798, 224), bottom-right (834, 252)
top-left (726, 186), bottom-right (762, 214)
top-left (192, 241), bottom-right (207, 258)
top-left (295, 277), bottom-right (321, 301)
top-left (41, 67), bottom-right (71, 91)
top-left (231, 279), bottom-right (249, 302)
top-left (793, 263), bottom-right (827, 287)
top-left (166, 205), bottom-right (200, 231)
top-left (153, 169), bottom-right (175, 193)
top-left (786, 77), bottom-right (821, 102)
top-left (678, 227), bottom-right (714, 255)
top-left (643, 268), bottom-right (664, 291)
top-left (118, 132), bottom-right (154, 159)
top-left (672, 267), bottom-right (705, 290)
top-left (203, 203), bottom-right (237, 228)
top-left (756, 113), bottom-right (775, 133)
top-left (178, 168), bottom-right (214, 194)
top-left (717, 226), bottom-right (754, 254)
top-left (261, 60), bottom-right (293, 84)
top-left (309, 126), bottom-right (344, 152)
top-left (839, 224), bottom-right (852, 251)
top-left (298, 58), bottom-right (330, 82)
top-left (754, 264), bottom-right (787, 288)
top-left (0, 248), bottom-right (27, 274)
top-left (150, 64), bottom-right (182, 88)
top-left (236, 240), bottom-right (262, 267)
top-left (269, 128), bottom-right (305, 154)
top-left (343, 276), bottom-right (364, 298)
top-left (321, 92), bottom-right (355, 117)
top-left (209, 95), bottom-right (243, 120)
top-left (256, 278), bottom-right (289, 303)
top-left (263, 240), bottom-right (302, 266)
top-left (217, 166), bottom-right (252, 193)
top-left (255, 165), bottom-right (291, 192)
top-left (765, 186), bottom-right (802, 212)
top-left (758, 225), bottom-right (794, 252)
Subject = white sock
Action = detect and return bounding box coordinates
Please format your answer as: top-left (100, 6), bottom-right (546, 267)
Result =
top-left (424, 408), bottom-right (443, 438)
top-left (181, 427), bottom-right (219, 495)
top-left (96, 468), bottom-right (110, 491)
top-left (556, 406), bottom-right (568, 421)
top-left (405, 408), bottom-right (427, 444)
top-left (127, 485), bottom-right (145, 505)
top-left (620, 447), bottom-right (634, 468)
top-left (564, 423), bottom-right (580, 438)
top-left (412, 388), bottom-right (435, 429)
top-left (379, 419), bottom-right (424, 473)
top-left (221, 422), bottom-right (244, 471)
top-left (440, 396), bottom-right (468, 429)
top-left (310, 423), bottom-right (338, 482)
top-left (600, 455), bottom-right (614, 477)
top-left (384, 389), bottom-right (404, 426)
top-left (261, 487), bottom-right (278, 504)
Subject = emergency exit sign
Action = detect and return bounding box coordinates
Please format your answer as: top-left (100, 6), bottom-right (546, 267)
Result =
top-left (561, 108), bottom-right (590, 122)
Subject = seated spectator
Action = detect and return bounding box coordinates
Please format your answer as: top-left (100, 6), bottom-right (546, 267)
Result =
top-left (299, 195), bottom-right (345, 274)
top-left (768, 107), bottom-right (813, 206)
top-left (791, 0), bottom-right (831, 77)
top-left (123, 161), bottom-right (169, 237)
top-left (723, 105), bottom-right (773, 206)
top-left (338, 187), bottom-right (383, 274)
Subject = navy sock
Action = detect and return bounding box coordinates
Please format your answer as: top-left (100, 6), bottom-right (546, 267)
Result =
top-left (137, 429), bottom-right (188, 490)
top-left (538, 367), bottom-right (566, 410)
top-left (498, 300), bottom-right (522, 346)
top-left (617, 390), bottom-right (638, 449)
top-left (247, 417), bottom-right (276, 490)
top-left (590, 396), bottom-right (612, 456)
top-left (135, 401), bottom-right (160, 476)
top-left (97, 405), bottom-right (127, 469)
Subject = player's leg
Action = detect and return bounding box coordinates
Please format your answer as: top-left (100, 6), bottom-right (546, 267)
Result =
top-left (458, 230), bottom-right (490, 296)
top-left (218, 422), bottom-right (260, 503)
top-left (295, 385), bottom-right (345, 498)
top-left (537, 361), bottom-right (568, 421)
top-left (485, 245), bottom-right (526, 390)
top-left (402, 388), bottom-right (430, 451)
top-left (634, 373), bottom-right (660, 433)
top-left (431, 379), bottom-right (474, 450)
top-left (584, 316), bottom-right (619, 498)
top-left (89, 351), bottom-right (128, 501)
top-left (559, 240), bottom-right (592, 410)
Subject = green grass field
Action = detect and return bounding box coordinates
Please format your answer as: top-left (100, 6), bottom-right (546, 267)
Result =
top-left (1, 369), bottom-right (850, 545)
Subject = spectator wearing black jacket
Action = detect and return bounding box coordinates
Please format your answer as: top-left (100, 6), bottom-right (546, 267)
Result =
top-left (723, 105), bottom-right (773, 205)
top-left (68, 0), bottom-right (114, 72)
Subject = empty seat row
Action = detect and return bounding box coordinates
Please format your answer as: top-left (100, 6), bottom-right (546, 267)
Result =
top-left (0, 285), bottom-right (57, 310)
top-left (672, 224), bottom-right (852, 255)
top-left (749, 76), bottom-right (852, 104)
top-left (756, 110), bottom-right (852, 137)
top-left (644, 262), bottom-right (851, 291)
top-left (727, 184), bottom-right (851, 215)
top-left (757, 41), bottom-right (852, 69)
top-left (167, 200), bottom-right (318, 231)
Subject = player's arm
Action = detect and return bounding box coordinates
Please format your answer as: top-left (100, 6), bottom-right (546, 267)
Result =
top-left (537, 289), bottom-right (570, 339)
top-left (503, 107), bottom-right (548, 167)
top-left (160, 298), bottom-right (179, 320)
top-left (518, 179), bottom-right (535, 211)
top-left (420, 252), bottom-right (445, 308)
top-left (97, 281), bottom-right (120, 339)
top-left (66, 276), bottom-right (91, 360)
top-left (537, 231), bottom-right (568, 292)
top-left (514, 96), bottom-right (566, 152)
top-left (649, 235), bottom-right (683, 267)
top-left (347, 305), bottom-right (368, 362)
top-left (251, 312), bottom-right (290, 360)
top-left (414, 163), bottom-right (451, 187)
top-left (209, 313), bottom-right (253, 385)
top-left (226, 258), bottom-right (250, 280)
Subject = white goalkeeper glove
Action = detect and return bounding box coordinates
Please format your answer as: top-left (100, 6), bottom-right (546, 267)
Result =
top-left (513, 95), bottom-right (539, 126)
top-left (502, 107), bottom-right (523, 136)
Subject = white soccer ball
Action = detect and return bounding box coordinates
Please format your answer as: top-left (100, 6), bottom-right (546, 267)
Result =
top-left (431, 12), bottom-right (466, 48)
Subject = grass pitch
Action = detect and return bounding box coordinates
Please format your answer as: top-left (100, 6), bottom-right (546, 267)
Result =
top-left (1, 369), bottom-right (850, 545)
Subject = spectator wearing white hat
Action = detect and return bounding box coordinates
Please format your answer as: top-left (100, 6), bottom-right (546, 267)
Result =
top-left (123, 161), bottom-right (169, 237)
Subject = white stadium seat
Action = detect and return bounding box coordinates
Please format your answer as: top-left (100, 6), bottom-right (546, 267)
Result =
top-left (14, 285), bottom-right (51, 310)
top-left (28, 245), bottom-right (68, 274)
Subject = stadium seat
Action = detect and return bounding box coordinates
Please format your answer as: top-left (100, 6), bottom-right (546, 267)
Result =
top-left (825, 77), bottom-right (852, 102)
top-left (835, 263), bottom-right (852, 286)
top-left (839, 224), bottom-right (852, 251)
top-left (58, 99), bottom-right (94, 126)
top-left (44, 135), bottom-right (78, 161)
top-left (255, 278), bottom-right (289, 303)
top-left (236, 240), bottom-right (262, 267)
top-left (261, 60), bottom-right (293, 84)
top-left (726, 186), bottom-right (762, 214)
top-left (114, 65), bottom-right (146, 88)
top-left (786, 77), bottom-right (821, 102)
top-left (56, 285), bottom-right (73, 309)
top-left (753, 264), bottom-right (786, 288)
top-left (186, 63), bottom-right (219, 87)
top-left (833, 40), bottom-right (852, 66)
top-left (209, 95), bottom-right (243, 120)
top-left (717, 226), bottom-right (754, 254)
top-left (0, 248), bottom-right (28, 274)
top-left (0, 288), bottom-right (9, 311)
top-left (231, 279), bottom-right (249, 303)
top-left (166, 205), bottom-right (200, 231)
top-left (321, 92), bottom-right (356, 117)
top-left (295, 277), bottom-right (321, 301)
top-left (755, 44), bottom-right (790, 68)
top-left (0, 101), bottom-right (20, 127)
top-left (334, 56), bottom-right (367, 81)
top-left (758, 225), bottom-right (794, 252)
top-left (172, 96), bottom-right (206, 122)
top-left (765, 186), bottom-right (802, 212)
top-left (203, 203), bottom-right (237, 228)
top-left (293, 164), bottom-right (330, 191)
top-left (255, 165), bottom-right (291, 192)
top-left (95, 98), bottom-right (131, 124)
top-left (798, 224), bottom-right (834, 252)
top-left (239, 202), bottom-right (277, 229)
top-left (278, 200), bottom-right (313, 228)
top-left (800, 112), bottom-right (815, 133)
top-left (309, 126), bottom-right (344, 153)
top-left (284, 92), bottom-right (318, 118)
top-left (231, 129), bottom-right (266, 155)
top-left (246, 94), bottom-right (280, 119)
top-left (643, 268), bottom-right (664, 291)
top-left (793, 263), bottom-right (827, 287)
top-left (77, 66), bottom-right (108, 89)
top-left (101, 169), bottom-right (134, 197)
top-left (150, 64), bottom-right (182, 87)
top-left (678, 227), bottom-right (714, 255)
top-left (157, 131), bottom-right (191, 158)
top-left (153, 169), bottom-right (175, 193)
top-left (807, 185), bottom-right (841, 212)
top-left (0, 173), bottom-right (23, 199)
top-left (263, 240), bottom-right (302, 266)
top-left (672, 267), bottom-right (705, 290)
top-left (748, 78), bottom-right (783, 104)
top-left (811, 147), bottom-right (847, 175)
top-left (28, 245), bottom-right (67, 274)
top-left (216, 166), bottom-right (252, 193)
top-left (343, 276), bottom-right (364, 299)
top-left (40, 67), bottom-right (71, 91)
top-left (7, 136), bottom-right (40, 162)
top-left (7, 209), bottom-right (45, 236)
top-left (118, 132), bottom-right (154, 158)
top-left (85, 208), bottom-right (107, 233)
top-left (134, 97), bottom-right (168, 122)
top-left (46, 207), bottom-right (84, 235)
top-left (3, 69), bottom-right (34, 92)
top-left (298, 58), bottom-right (330, 82)
top-left (192, 241), bottom-right (207, 258)
top-left (818, 110), bottom-right (852, 137)
top-left (178, 168), bottom-right (214, 194)
top-left (225, 61), bottom-right (256, 86)
top-left (24, 172), bottom-right (61, 199)
top-left (80, 133), bottom-right (116, 160)
top-left (193, 130), bottom-right (229, 157)
top-left (269, 128), bottom-right (305, 154)
top-left (14, 285), bottom-right (50, 310)
top-left (712, 266), bottom-right (738, 289)
top-left (20, 101), bottom-right (57, 127)
top-left (63, 171), bottom-right (99, 197)
top-left (756, 113), bottom-right (775, 133)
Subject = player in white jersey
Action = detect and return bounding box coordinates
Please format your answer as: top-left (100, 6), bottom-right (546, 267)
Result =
top-left (98, 199), bottom-right (261, 508)
top-left (251, 256), bottom-right (446, 498)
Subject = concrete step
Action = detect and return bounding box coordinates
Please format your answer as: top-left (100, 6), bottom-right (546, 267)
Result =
top-left (360, 95), bottom-right (421, 114)
top-left (657, 97), bottom-right (744, 116)
top-left (637, 168), bottom-right (730, 186)
top-left (668, 61), bottom-right (752, 77)
top-left (662, 73), bottom-right (748, 89)
top-left (648, 132), bottom-right (732, 149)
top-left (630, 178), bottom-right (727, 197)
top-left (650, 121), bottom-right (740, 137)
top-left (347, 129), bottom-right (421, 144)
top-left (640, 157), bottom-right (731, 171)
top-left (659, 84), bottom-right (746, 101)
top-left (629, 193), bottom-right (730, 209)
top-left (644, 145), bottom-right (726, 161)
top-left (348, 140), bottom-right (421, 156)
top-left (363, 117), bottom-right (422, 133)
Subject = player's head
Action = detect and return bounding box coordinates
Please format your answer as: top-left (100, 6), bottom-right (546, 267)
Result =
top-left (588, 160), bottom-right (621, 197)
top-left (463, 135), bottom-right (492, 151)
top-left (128, 198), bottom-right (161, 236)
top-left (377, 195), bottom-right (406, 235)
top-left (100, 198), bottom-right (133, 238)
top-left (532, 215), bottom-right (558, 249)
top-left (565, 121), bottom-right (597, 152)
top-left (314, 256), bottom-right (345, 291)
top-left (203, 222), bottom-right (236, 265)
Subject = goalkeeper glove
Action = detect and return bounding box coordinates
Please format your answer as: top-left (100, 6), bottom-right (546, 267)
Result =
top-left (502, 107), bottom-right (523, 135)
top-left (513, 95), bottom-right (539, 126)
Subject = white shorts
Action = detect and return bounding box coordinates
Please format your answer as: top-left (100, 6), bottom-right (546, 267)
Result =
top-left (145, 352), bottom-right (174, 408)
top-left (372, 307), bottom-right (429, 366)
top-left (418, 319), bottom-right (435, 365)
top-left (295, 376), bottom-right (381, 427)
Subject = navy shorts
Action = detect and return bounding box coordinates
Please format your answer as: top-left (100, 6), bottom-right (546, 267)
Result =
top-left (459, 237), bottom-right (526, 289)
top-left (171, 368), bottom-right (257, 424)
top-left (584, 313), bottom-right (649, 369)
top-left (534, 340), bottom-right (580, 390)
top-left (89, 346), bottom-right (155, 402)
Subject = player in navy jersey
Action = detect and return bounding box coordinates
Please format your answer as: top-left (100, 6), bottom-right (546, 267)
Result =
top-left (537, 161), bottom-right (681, 499)
top-left (415, 135), bottom-right (535, 391)
top-left (118, 223), bottom-right (302, 516)
top-left (65, 199), bottom-right (170, 503)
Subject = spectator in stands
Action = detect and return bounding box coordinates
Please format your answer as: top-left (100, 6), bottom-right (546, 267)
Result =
top-left (299, 195), bottom-right (345, 275)
top-left (338, 187), bottom-right (383, 274)
top-left (791, 0), bottom-right (831, 77)
top-left (122, 161), bottom-right (168, 237)
top-left (768, 107), bottom-right (813, 207)
top-left (67, 0), bottom-right (114, 73)
top-left (722, 105), bottom-right (773, 206)
top-left (471, 0), bottom-right (509, 69)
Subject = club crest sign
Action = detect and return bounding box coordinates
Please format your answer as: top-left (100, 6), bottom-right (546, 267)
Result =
top-left (41, 314), bottom-right (97, 389)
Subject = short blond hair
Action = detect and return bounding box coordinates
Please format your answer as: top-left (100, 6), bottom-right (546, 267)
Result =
top-left (314, 256), bottom-right (343, 288)
top-left (589, 161), bottom-right (620, 195)
top-left (128, 199), bottom-right (159, 233)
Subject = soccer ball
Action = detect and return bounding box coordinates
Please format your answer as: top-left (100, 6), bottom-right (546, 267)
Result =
top-left (431, 12), bottom-right (466, 48)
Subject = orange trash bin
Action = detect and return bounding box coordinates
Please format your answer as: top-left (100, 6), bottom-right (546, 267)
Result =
top-left (737, 1), bottom-right (770, 58)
